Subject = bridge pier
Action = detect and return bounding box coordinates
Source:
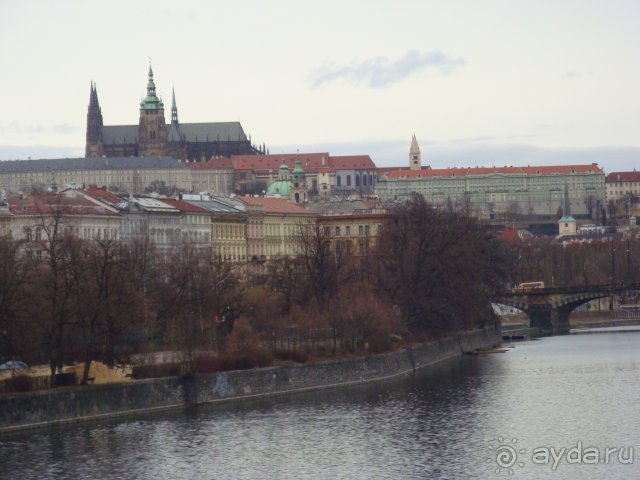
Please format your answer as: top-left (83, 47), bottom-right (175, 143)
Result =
top-left (529, 309), bottom-right (571, 334)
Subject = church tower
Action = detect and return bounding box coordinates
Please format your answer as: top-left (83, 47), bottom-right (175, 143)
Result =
top-left (409, 134), bottom-right (421, 171)
top-left (138, 65), bottom-right (167, 157)
top-left (290, 158), bottom-right (307, 204)
top-left (85, 82), bottom-right (104, 157)
top-left (558, 183), bottom-right (576, 237)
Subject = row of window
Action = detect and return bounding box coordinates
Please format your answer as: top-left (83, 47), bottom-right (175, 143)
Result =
top-left (323, 224), bottom-right (379, 237)
top-left (336, 173), bottom-right (376, 188)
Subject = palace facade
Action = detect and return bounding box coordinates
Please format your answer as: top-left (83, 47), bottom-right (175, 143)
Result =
top-left (375, 137), bottom-right (606, 219)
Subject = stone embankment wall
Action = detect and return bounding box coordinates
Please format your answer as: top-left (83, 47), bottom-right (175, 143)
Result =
top-left (0, 327), bottom-right (498, 433)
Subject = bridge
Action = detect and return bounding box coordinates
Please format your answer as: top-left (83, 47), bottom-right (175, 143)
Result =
top-left (496, 283), bottom-right (640, 334)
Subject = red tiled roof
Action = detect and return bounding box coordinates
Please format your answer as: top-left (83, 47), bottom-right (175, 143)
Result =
top-left (377, 166), bottom-right (410, 175)
top-left (158, 198), bottom-right (212, 213)
top-left (236, 196), bottom-right (312, 214)
top-left (229, 153), bottom-right (376, 172)
top-left (605, 171), bottom-right (640, 183)
top-left (7, 193), bottom-right (120, 216)
top-left (328, 155), bottom-right (376, 170)
top-left (501, 227), bottom-right (521, 244)
top-left (231, 153), bottom-right (330, 172)
top-left (382, 164), bottom-right (604, 179)
top-left (82, 186), bottom-right (122, 204)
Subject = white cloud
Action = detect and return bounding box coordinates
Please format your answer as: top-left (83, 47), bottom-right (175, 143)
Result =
top-left (311, 50), bottom-right (465, 88)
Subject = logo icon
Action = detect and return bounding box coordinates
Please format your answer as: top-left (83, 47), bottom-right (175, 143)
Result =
top-left (488, 437), bottom-right (526, 475)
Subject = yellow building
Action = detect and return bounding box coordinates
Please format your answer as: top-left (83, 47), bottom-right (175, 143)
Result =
top-left (178, 195), bottom-right (248, 263)
top-left (316, 213), bottom-right (388, 256)
top-left (235, 196), bottom-right (316, 261)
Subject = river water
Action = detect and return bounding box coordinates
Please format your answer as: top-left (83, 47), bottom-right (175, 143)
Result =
top-left (1, 328), bottom-right (639, 479)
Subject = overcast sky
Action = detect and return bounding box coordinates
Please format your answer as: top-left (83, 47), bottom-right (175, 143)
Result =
top-left (1, 0), bottom-right (639, 171)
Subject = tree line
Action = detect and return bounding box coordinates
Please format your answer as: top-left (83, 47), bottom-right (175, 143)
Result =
top-left (506, 234), bottom-right (640, 288)
top-left (0, 195), bottom-right (513, 383)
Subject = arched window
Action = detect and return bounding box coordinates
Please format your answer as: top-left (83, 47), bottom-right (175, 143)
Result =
top-left (369, 174), bottom-right (373, 186)
top-left (337, 176), bottom-right (341, 187)
top-left (363, 175), bottom-right (368, 186)
top-left (355, 174), bottom-right (360, 187)
top-left (347, 175), bottom-right (352, 187)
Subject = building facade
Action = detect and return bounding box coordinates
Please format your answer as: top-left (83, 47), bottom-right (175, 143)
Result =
top-left (179, 195), bottom-right (248, 263)
top-left (605, 171), bottom-right (640, 202)
top-left (228, 153), bottom-right (376, 197)
top-left (234, 196), bottom-right (316, 261)
top-left (0, 157), bottom-right (235, 196)
top-left (376, 138), bottom-right (605, 218)
top-left (316, 213), bottom-right (387, 256)
top-left (3, 191), bottom-right (121, 259)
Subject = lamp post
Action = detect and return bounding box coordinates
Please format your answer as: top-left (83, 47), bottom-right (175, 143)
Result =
top-left (627, 238), bottom-right (631, 282)
top-left (611, 238), bottom-right (616, 286)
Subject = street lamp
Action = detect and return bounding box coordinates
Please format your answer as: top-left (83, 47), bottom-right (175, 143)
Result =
top-left (627, 238), bottom-right (631, 282)
top-left (611, 238), bottom-right (616, 286)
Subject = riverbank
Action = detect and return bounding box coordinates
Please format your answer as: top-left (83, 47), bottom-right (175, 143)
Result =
top-left (0, 327), bottom-right (498, 434)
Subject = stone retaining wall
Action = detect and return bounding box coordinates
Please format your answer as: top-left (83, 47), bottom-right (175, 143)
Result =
top-left (0, 327), bottom-right (498, 433)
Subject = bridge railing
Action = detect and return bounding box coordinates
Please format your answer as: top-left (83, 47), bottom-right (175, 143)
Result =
top-left (499, 282), bottom-right (640, 297)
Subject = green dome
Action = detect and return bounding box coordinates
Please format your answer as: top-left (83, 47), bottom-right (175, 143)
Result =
top-left (267, 160), bottom-right (292, 196)
top-left (267, 179), bottom-right (292, 196)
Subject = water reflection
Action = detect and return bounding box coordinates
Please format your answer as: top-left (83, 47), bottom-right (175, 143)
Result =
top-left (2, 331), bottom-right (639, 479)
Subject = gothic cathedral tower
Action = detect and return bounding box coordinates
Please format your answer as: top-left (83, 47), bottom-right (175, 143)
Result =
top-left (138, 65), bottom-right (167, 157)
top-left (85, 82), bottom-right (104, 157)
top-left (409, 133), bottom-right (421, 171)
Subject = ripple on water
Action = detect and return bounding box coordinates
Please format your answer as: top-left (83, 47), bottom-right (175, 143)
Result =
top-left (2, 330), bottom-right (640, 479)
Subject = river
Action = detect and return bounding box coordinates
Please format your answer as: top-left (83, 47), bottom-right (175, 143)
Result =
top-left (1, 328), bottom-right (639, 479)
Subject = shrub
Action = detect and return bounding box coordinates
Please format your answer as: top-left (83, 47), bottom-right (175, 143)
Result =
top-left (11, 375), bottom-right (33, 393)
top-left (194, 348), bottom-right (273, 374)
top-left (131, 362), bottom-right (184, 379)
top-left (194, 354), bottom-right (222, 374)
top-left (272, 349), bottom-right (308, 363)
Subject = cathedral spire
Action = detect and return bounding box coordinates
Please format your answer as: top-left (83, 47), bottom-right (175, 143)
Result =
top-left (171, 86), bottom-right (178, 124)
top-left (85, 81), bottom-right (104, 157)
top-left (140, 63), bottom-right (164, 110)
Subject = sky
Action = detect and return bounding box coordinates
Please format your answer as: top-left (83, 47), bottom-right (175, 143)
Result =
top-left (0, 0), bottom-right (639, 171)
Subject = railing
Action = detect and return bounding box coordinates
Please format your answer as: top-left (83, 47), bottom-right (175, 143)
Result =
top-left (499, 282), bottom-right (640, 297)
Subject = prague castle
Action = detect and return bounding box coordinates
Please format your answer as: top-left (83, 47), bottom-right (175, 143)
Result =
top-left (85, 65), bottom-right (263, 161)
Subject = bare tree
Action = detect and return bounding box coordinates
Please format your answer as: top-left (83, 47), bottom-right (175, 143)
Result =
top-left (375, 195), bottom-right (511, 336)
top-left (0, 236), bottom-right (33, 363)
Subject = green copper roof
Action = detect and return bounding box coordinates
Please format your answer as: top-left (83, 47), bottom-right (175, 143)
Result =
top-left (140, 65), bottom-right (164, 110)
top-left (292, 158), bottom-right (305, 177)
top-left (267, 179), bottom-right (292, 196)
top-left (268, 161), bottom-right (292, 195)
top-left (277, 161), bottom-right (289, 178)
